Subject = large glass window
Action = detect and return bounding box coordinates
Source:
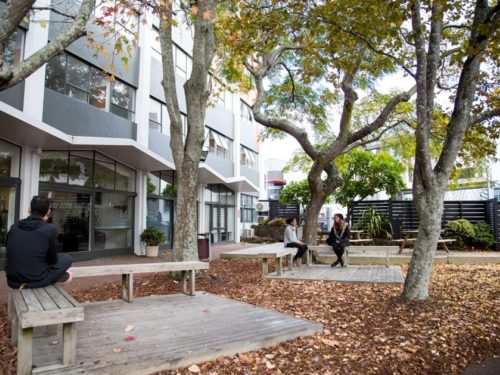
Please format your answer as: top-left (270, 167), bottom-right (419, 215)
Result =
top-left (42, 190), bottom-right (91, 253)
top-left (0, 186), bottom-right (17, 255)
top-left (40, 151), bottom-right (135, 192)
top-left (241, 194), bottom-right (257, 223)
top-left (4, 28), bottom-right (25, 66)
top-left (45, 53), bottom-right (136, 121)
top-left (240, 146), bottom-right (258, 170)
top-left (149, 97), bottom-right (170, 135)
top-left (94, 192), bottom-right (133, 250)
top-left (204, 184), bottom-right (235, 243)
top-left (0, 139), bottom-right (21, 178)
top-left (205, 128), bottom-right (232, 161)
top-left (147, 171), bottom-right (175, 249)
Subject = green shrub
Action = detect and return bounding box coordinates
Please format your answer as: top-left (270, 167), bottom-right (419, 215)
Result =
top-left (354, 207), bottom-right (393, 240)
top-left (268, 217), bottom-right (287, 227)
top-left (444, 219), bottom-right (474, 247)
top-left (140, 227), bottom-right (166, 246)
top-left (472, 222), bottom-right (495, 248)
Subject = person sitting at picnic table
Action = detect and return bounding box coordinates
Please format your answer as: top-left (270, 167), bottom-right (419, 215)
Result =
top-left (284, 217), bottom-right (308, 267)
top-left (6, 195), bottom-right (73, 289)
top-left (327, 213), bottom-right (350, 267)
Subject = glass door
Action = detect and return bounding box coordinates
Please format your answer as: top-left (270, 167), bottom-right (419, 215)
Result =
top-left (208, 205), bottom-right (234, 243)
top-left (0, 184), bottom-right (19, 261)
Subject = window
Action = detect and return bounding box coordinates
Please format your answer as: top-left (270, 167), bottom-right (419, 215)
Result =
top-left (241, 194), bottom-right (257, 223)
top-left (3, 28), bottom-right (25, 66)
top-left (205, 128), bottom-right (232, 160)
top-left (0, 139), bottom-right (21, 178)
top-left (40, 151), bottom-right (136, 192)
top-left (241, 101), bottom-right (253, 121)
top-left (111, 80), bottom-right (135, 121)
top-left (149, 98), bottom-right (170, 135)
top-left (174, 45), bottom-right (192, 78)
top-left (45, 53), bottom-right (136, 121)
top-left (240, 146), bottom-right (258, 170)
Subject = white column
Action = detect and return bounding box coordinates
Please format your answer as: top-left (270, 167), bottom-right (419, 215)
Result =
top-left (22, 1), bottom-right (50, 120)
top-left (134, 12), bottom-right (153, 146)
top-left (19, 147), bottom-right (41, 219)
top-left (134, 171), bottom-right (147, 255)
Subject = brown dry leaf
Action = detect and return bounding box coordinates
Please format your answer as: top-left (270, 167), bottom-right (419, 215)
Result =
top-left (188, 364), bottom-right (201, 373)
top-left (265, 360), bottom-right (276, 369)
top-left (321, 338), bottom-right (341, 347)
top-left (112, 347), bottom-right (123, 353)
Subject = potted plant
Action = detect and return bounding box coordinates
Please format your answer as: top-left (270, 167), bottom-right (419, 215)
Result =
top-left (140, 227), bottom-right (166, 257)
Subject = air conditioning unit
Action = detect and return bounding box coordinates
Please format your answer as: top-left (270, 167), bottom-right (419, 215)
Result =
top-left (255, 201), bottom-right (270, 212)
top-left (242, 228), bottom-right (255, 238)
top-left (257, 215), bottom-right (269, 224)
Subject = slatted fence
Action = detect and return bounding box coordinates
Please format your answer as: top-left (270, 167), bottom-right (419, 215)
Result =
top-left (351, 199), bottom-right (499, 248)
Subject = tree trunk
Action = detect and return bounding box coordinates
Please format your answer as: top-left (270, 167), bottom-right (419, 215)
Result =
top-left (302, 191), bottom-right (326, 245)
top-left (172, 157), bottom-right (201, 262)
top-left (402, 183), bottom-right (445, 300)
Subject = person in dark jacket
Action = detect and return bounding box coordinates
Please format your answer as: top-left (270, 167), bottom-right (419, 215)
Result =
top-left (6, 195), bottom-right (73, 289)
top-left (327, 213), bottom-right (350, 267)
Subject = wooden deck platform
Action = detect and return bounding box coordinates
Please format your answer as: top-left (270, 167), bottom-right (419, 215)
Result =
top-left (265, 264), bottom-right (404, 284)
top-left (30, 292), bottom-right (322, 374)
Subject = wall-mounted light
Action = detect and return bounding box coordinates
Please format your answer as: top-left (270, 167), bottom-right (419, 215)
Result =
top-left (200, 149), bottom-right (209, 162)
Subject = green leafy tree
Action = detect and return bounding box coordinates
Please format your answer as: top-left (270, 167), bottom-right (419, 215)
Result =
top-left (279, 179), bottom-right (332, 213)
top-left (218, 0), bottom-right (416, 246)
top-left (335, 149), bottom-right (405, 222)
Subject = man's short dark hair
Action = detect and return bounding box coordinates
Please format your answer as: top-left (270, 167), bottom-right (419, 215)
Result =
top-left (30, 195), bottom-right (51, 217)
top-left (286, 217), bottom-right (296, 225)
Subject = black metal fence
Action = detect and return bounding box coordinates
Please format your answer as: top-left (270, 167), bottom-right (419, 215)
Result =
top-left (268, 200), bottom-right (301, 222)
top-left (350, 199), bottom-right (499, 249)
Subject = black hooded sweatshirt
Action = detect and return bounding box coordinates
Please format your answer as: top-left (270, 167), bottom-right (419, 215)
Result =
top-left (6, 215), bottom-right (60, 287)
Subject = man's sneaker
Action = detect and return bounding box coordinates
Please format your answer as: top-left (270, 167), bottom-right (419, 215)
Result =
top-left (56, 271), bottom-right (73, 285)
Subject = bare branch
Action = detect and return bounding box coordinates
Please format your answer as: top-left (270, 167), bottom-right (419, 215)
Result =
top-left (278, 62), bottom-right (296, 103)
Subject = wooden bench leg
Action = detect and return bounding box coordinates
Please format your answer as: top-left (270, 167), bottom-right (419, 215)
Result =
top-left (121, 273), bottom-right (134, 302)
top-left (276, 257), bottom-right (283, 276)
top-left (262, 258), bottom-right (269, 276)
top-left (440, 242), bottom-right (450, 253)
top-left (17, 326), bottom-right (33, 375)
top-left (306, 249), bottom-right (312, 265)
top-left (181, 271), bottom-right (188, 294)
top-left (345, 249), bottom-right (349, 267)
top-left (62, 322), bottom-right (77, 366)
top-left (7, 288), bottom-right (13, 329)
top-left (288, 253), bottom-right (293, 271)
top-left (190, 269), bottom-right (196, 296)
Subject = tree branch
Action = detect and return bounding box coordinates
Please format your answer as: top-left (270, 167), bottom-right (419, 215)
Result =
top-left (0, 0), bottom-right (95, 91)
top-left (0, 0), bottom-right (35, 45)
top-left (470, 108), bottom-right (500, 126)
top-left (278, 62), bottom-right (296, 103)
top-left (346, 86), bottom-right (417, 145)
top-left (340, 121), bottom-right (404, 155)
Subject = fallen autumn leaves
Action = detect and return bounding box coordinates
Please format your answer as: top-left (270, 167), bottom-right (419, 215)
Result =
top-left (0, 261), bottom-right (498, 374)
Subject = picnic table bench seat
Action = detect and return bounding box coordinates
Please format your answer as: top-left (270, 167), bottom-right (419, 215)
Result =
top-left (8, 285), bottom-right (84, 375)
top-left (70, 261), bottom-right (209, 302)
top-left (394, 238), bottom-right (456, 252)
top-left (348, 238), bottom-right (374, 245)
top-left (309, 245), bottom-right (399, 267)
top-left (258, 249), bottom-right (293, 276)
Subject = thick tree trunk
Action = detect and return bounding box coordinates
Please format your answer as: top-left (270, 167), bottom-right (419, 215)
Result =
top-left (302, 192), bottom-right (326, 245)
top-left (172, 157), bottom-right (201, 261)
top-left (402, 187), bottom-right (445, 300)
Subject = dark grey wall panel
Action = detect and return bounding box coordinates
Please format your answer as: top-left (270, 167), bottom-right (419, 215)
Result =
top-left (49, 12), bottom-right (140, 87)
top-left (240, 120), bottom-right (258, 151)
top-left (205, 154), bottom-right (233, 178)
top-left (148, 131), bottom-right (173, 162)
top-left (240, 166), bottom-right (259, 187)
top-left (43, 89), bottom-right (137, 139)
top-left (0, 82), bottom-right (24, 110)
top-left (206, 105), bottom-right (233, 138)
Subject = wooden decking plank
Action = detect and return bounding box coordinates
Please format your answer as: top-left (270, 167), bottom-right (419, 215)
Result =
top-left (32, 293), bottom-right (322, 374)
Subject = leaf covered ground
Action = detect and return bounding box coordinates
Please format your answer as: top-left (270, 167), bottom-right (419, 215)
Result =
top-left (0, 261), bottom-right (498, 374)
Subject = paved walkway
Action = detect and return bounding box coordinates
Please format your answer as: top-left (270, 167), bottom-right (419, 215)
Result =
top-left (265, 264), bottom-right (404, 284)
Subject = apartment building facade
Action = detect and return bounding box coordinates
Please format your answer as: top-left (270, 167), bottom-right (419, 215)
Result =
top-left (0, 2), bottom-right (261, 266)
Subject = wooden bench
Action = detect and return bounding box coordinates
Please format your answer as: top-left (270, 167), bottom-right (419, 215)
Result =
top-left (394, 238), bottom-right (456, 253)
top-left (258, 249), bottom-right (293, 276)
top-left (8, 285), bottom-right (84, 375)
top-left (348, 238), bottom-right (374, 245)
top-left (70, 261), bottom-right (209, 302)
top-left (345, 246), bottom-right (399, 267)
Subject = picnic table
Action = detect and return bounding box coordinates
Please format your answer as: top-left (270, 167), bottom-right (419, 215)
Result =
top-left (350, 230), bottom-right (364, 240)
top-left (396, 230), bottom-right (455, 254)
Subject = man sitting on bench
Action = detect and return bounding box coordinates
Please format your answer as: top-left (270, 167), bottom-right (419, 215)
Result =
top-left (6, 195), bottom-right (73, 289)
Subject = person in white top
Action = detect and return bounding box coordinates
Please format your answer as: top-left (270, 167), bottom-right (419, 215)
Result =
top-left (284, 217), bottom-right (308, 267)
